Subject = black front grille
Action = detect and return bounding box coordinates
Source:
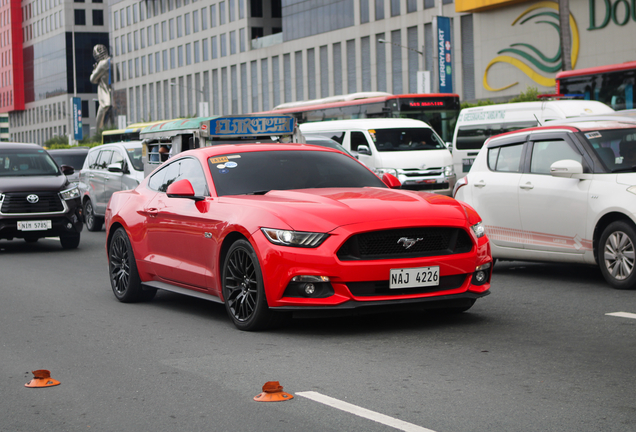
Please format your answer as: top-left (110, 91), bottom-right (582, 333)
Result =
top-left (337, 227), bottom-right (473, 261)
top-left (401, 182), bottom-right (450, 191)
top-left (1, 192), bottom-right (64, 214)
top-left (347, 274), bottom-right (468, 296)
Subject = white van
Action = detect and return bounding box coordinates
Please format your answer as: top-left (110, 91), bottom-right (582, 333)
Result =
top-left (300, 118), bottom-right (455, 195)
top-left (452, 100), bottom-right (614, 178)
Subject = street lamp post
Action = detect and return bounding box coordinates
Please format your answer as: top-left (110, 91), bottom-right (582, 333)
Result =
top-left (169, 82), bottom-right (209, 117)
top-left (378, 39), bottom-right (430, 93)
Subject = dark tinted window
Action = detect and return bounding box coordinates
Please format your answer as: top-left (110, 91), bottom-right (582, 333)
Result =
top-left (126, 147), bottom-right (144, 171)
top-left (371, 127), bottom-right (445, 151)
top-left (49, 152), bottom-right (88, 169)
top-left (350, 131), bottom-right (368, 152)
top-left (148, 157), bottom-right (208, 195)
top-left (208, 150), bottom-right (385, 196)
top-left (0, 149), bottom-right (60, 177)
top-left (456, 121), bottom-right (536, 150)
top-left (580, 127), bottom-right (636, 172)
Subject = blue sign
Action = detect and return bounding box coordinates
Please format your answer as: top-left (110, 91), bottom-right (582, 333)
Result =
top-left (71, 97), bottom-right (83, 140)
top-left (210, 115), bottom-right (295, 137)
top-left (437, 16), bottom-right (453, 93)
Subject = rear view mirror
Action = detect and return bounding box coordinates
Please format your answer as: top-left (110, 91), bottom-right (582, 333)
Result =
top-left (166, 178), bottom-right (205, 201)
top-left (550, 159), bottom-right (583, 178)
top-left (382, 173), bottom-right (402, 189)
top-left (357, 145), bottom-right (372, 156)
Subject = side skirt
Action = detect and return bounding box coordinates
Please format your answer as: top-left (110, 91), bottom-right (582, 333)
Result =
top-left (142, 281), bottom-right (224, 304)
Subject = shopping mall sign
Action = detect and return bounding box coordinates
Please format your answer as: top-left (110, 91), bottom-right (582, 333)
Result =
top-left (588, 0), bottom-right (636, 29)
top-left (71, 97), bottom-right (82, 141)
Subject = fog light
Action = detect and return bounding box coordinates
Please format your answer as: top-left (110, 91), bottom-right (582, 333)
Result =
top-left (304, 283), bottom-right (315, 295)
top-left (475, 271), bottom-right (486, 283)
top-left (66, 223), bottom-right (73, 229)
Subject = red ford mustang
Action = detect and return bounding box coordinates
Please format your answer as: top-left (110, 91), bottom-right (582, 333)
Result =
top-left (105, 143), bottom-right (492, 330)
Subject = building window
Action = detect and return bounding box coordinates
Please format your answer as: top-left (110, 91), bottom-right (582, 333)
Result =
top-left (250, 0), bottom-right (262, 17)
top-left (193, 10), bottom-right (199, 32)
top-left (229, 0), bottom-right (235, 21)
top-left (219, 1), bottom-right (226, 25)
top-left (194, 41), bottom-right (200, 63)
top-left (178, 45), bottom-right (184, 67)
top-left (230, 30), bottom-right (236, 55)
top-left (202, 39), bottom-right (209, 61)
top-left (177, 15), bottom-right (183, 37)
top-left (201, 7), bottom-right (208, 30)
top-left (220, 33), bottom-right (226, 57)
top-left (185, 13), bottom-right (191, 35)
top-left (185, 43), bottom-right (191, 65)
top-left (74, 9), bottom-right (86, 25)
top-left (170, 47), bottom-right (176, 68)
top-left (211, 36), bottom-right (217, 59)
top-left (360, 0), bottom-right (369, 24)
top-left (390, 0), bottom-right (400, 16)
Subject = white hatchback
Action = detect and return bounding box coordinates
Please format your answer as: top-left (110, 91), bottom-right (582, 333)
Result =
top-left (454, 118), bottom-right (636, 289)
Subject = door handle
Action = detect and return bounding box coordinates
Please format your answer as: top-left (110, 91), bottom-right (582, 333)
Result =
top-left (143, 208), bottom-right (159, 217)
top-left (89, 174), bottom-right (95, 178)
top-left (474, 180), bottom-right (486, 188)
top-left (104, 177), bottom-right (110, 181)
top-left (520, 183), bottom-right (534, 190)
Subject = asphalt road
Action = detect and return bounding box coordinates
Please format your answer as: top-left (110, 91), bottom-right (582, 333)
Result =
top-left (1, 230), bottom-right (635, 432)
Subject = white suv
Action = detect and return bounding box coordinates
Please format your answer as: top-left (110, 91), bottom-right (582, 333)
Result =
top-left (78, 141), bottom-right (144, 231)
top-left (454, 118), bottom-right (636, 289)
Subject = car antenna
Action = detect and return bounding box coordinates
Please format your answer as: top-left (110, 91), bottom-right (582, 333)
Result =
top-left (534, 114), bottom-right (543, 126)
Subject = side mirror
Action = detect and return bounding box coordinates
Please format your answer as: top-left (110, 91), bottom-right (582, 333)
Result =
top-left (357, 145), bottom-right (372, 156)
top-left (446, 142), bottom-right (453, 153)
top-left (550, 159), bottom-right (583, 178)
top-left (107, 162), bottom-right (123, 173)
top-left (60, 165), bottom-right (75, 175)
top-left (382, 173), bottom-right (402, 189)
top-left (166, 178), bottom-right (205, 201)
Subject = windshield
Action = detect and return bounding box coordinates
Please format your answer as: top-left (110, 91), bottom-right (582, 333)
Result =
top-left (582, 128), bottom-right (636, 172)
top-left (0, 149), bottom-right (60, 177)
top-left (209, 150), bottom-right (386, 196)
top-left (370, 127), bottom-right (446, 152)
top-left (126, 147), bottom-right (144, 171)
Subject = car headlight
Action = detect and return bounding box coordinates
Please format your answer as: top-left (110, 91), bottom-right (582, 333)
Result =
top-left (373, 168), bottom-right (399, 177)
top-left (443, 165), bottom-right (455, 177)
top-left (471, 221), bottom-right (485, 238)
top-left (59, 186), bottom-right (80, 200)
top-left (261, 228), bottom-right (329, 248)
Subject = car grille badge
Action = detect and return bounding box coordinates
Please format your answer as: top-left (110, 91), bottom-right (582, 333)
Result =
top-left (397, 237), bottom-right (423, 249)
top-left (27, 194), bottom-right (39, 204)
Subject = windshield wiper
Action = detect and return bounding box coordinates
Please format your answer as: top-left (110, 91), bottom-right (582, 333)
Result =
top-left (612, 165), bottom-right (636, 173)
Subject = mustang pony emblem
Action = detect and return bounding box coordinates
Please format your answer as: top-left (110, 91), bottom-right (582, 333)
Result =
top-left (397, 237), bottom-right (423, 249)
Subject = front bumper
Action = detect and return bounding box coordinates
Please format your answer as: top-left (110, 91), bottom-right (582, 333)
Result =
top-left (253, 220), bottom-right (492, 310)
top-left (0, 208), bottom-right (83, 240)
top-left (400, 172), bottom-right (457, 196)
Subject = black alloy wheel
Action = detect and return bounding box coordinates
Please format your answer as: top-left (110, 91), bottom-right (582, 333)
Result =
top-left (222, 239), bottom-right (284, 331)
top-left (109, 227), bottom-right (156, 302)
top-left (84, 199), bottom-right (104, 232)
top-left (598, 220), bottom-right (636, 290)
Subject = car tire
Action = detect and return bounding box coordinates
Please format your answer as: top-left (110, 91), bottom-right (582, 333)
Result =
top-left (60, 234), bottom-right (80, 249)
top-left (222, 239), bottom-right (285, 331)
top-left (598, 221), bottom-right (636, 290)
top-left (109, 227), bottom-right (156, 302)
top-left (84, 199), bottom-right (104, 232)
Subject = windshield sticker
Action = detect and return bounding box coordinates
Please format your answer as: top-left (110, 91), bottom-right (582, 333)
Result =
top-left (368, 130), bottom-right (377, 143)
top-left (210, 156), bottom-right (229, 164)
top-left (218, 168), bottom-right (229, 174)
top-left (586, 132), bottom-right (602, 139)
top-left (216, 164), bottom-right (226, 169)
top-left (225, 161), bottom-right (238, 168)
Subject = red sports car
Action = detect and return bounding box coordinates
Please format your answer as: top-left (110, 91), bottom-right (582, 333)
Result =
top-left (105, 143), bottom-right (492, 330)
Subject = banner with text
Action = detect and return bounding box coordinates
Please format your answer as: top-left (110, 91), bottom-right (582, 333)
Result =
top-left (71, 97), bottom-right (83, 141)
top-left (437, 16), bottom-right (453, 93)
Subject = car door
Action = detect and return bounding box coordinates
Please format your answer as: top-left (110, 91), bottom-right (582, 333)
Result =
top-left (470, 139), bottom-right (527, 249)
top-left (518, 134), bottom-right (591, 255)
top-left (91, 149), bottom-right (113, 214)
top-left (103, 148), bottom-right (125, 208)
top-left (143, 157), bottom-right (214, 290)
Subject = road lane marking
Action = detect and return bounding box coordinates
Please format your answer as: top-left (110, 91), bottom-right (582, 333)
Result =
top-left (296, 391), bottom-right (437, 432)
top-left (606, 312), bottom-right (636, 320)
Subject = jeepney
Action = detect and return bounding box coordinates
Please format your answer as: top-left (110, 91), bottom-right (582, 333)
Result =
top-left (140, 114), bottom-right (305, 176)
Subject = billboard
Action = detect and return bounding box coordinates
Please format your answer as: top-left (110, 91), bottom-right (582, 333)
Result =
top-left (437, 16), bottom-right (453, 93)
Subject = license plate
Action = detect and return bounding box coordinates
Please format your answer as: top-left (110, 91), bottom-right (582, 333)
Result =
top-left (17, 220), bottom-right (52, 231)
top-left (390, 266), bottom-right (440, 289)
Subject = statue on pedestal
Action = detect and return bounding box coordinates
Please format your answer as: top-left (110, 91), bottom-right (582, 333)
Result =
top-left (89, 44), bottom-right (112, 130)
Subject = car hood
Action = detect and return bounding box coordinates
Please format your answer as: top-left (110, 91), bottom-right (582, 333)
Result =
top-left (220, 187), bottom-right (468, 232)
top-left (372, 149), bottom-right (452, 169)
top-left (615, 173), bottom-right (636, 186)
top-left (0, 175), bottom-right (69, 193)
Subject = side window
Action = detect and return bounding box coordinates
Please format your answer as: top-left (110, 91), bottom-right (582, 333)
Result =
top-left (85, 150), bottom-right (99, 169)
top-left (350, 131), bottom-right (368, 152)
top-left (111, 150), bottom-right (124, 167)
top-left (487, 144), bottom-right (524, 172)
top-left (95, 150), bottom-right (113, 169)
top-left (530, 140), bottom-right (582, 174)
top-left (148, 158), bottom-right (208, 195)
top-left (326, 131), bottom-right (345, 144)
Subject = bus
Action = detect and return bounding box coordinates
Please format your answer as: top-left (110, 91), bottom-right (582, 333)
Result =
top-left (101, 119), bottom-right (181, 144)
top-left (555, 60), bottom-right (636, 111)
top-left (258, 92), bottom-right (460, 143)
